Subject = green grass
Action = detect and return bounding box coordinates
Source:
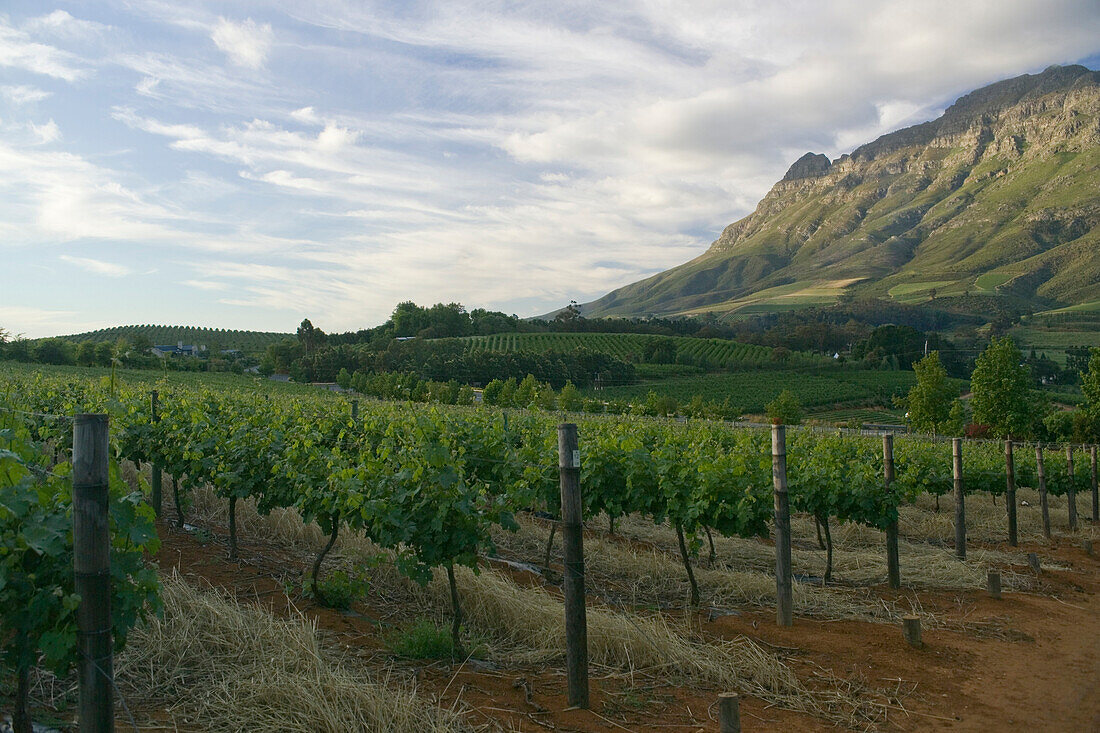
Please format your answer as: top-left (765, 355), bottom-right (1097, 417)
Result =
top-left (974, 273), bottom-right (1013, 291)
top-left (1035, 300), bottom-right (1100, 315)
top-left (384, 619), bottom-right (484, 660)
top-left (887, 280), bottom-right (957, 297)
top-left (461, 332), bottom-right (827, 369)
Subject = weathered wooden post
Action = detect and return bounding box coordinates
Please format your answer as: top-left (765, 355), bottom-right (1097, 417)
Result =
top-left (1036, 443), bottom-right (1051, 540)
top-left (558, 423), bottom-right (588, 708)
top-left (987, 570), bottom-right (1001, 599)
top-left (772, 424), bottom-right (793, 627)
top-left (1067, 445), bottom-right (1077, 531)
top-left (1005, 439), bottom-right (1018, 546)
top-left (1027, 553), bottom-right (1041, 574)
top-left (883, 434), bottom-right (900, 589)
top-left (73, 413), bottom-right (114, 733)
top-left (902, 615), bottom-right (922, 648)
top-left (1091, 445), bottom-right (1098, 522)
top-left (718, 692), bottom-right (741, 733)
top-left (953, 439), bottom-right (966, 560)
top-left (351, 399), bottom-right (359, 421)
top-left (150, 390), bottom-right (162, 518)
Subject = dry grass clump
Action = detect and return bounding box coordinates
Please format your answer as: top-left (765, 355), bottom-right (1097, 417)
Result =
top-left (179, 489), bottom-right (882, 725)
top-left (116, 572), bottom-right (468, 733)
top-left (591, 513), bottom-right (1012, 594)
top-left (436, 567), bottom-right (882, 726)
top-left (492, 518), bottom-right (893, 621)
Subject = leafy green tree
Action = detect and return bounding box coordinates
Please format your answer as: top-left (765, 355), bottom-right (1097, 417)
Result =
top-left (970, 337), bottom-right (1041, 438)
top-left (1074, 347), bottom-right (1100, 442)
top-left (945, 399), bottom-right (967, 436)
top-left (558, 381), bottom-right (581, 411)
top-left (75, 341), bottom-right (97, 367)
top-left (336, 368), bottom-right (352, 389)
top-left (900, 351), bottom-right (956, 435)
top-left (765, 389), bottom-right (803, 425)
top-left (296, 318), bottom-right (326, 354)
top-left (482, 379), bottom-right (505, 405)
top-left (95, 341), bottom-right (115, 367)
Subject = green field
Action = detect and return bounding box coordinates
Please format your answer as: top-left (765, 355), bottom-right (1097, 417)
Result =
top-left (462, 332), bottom-right (826, 368)
top-left (582, 368), bottom-right (940, 414)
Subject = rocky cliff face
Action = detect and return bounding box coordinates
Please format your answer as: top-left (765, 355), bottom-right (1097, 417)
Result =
top-left (585, 65), bottom-right (1100, 318)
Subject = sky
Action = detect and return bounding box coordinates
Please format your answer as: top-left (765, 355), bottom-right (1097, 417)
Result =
top-left (2, 1), bottom-right (1099, 338)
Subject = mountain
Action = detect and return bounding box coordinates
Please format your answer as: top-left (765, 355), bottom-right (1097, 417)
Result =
top-left (582, 65), bottom-right (1100, 320)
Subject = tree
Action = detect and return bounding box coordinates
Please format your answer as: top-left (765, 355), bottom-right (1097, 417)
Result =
top-left (765, 390), bottom-right (803, 425)
top-left (970, 336), bottom-right (1040, 438)
top-left (1074, 347), bottom-right (1100, 442)
top-left (297, 319), bottom-right (326, 354)
top-left (75, 341), bottom-right (97, 367)
top-left (558, 381), bottom-right (581, 411)
top-left (901, 351), bottom-right (956, 435)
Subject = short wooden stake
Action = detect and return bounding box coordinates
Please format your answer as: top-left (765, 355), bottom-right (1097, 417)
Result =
top-left (987, 570), bottom-right (1001, 599)
top-left (883, 434), bottom-right (900, 589)
top-left (1005, 440), bottom-right (1017, 547)
top-left (1036, 443), bottom-right (1051, 540)
top-left (1027, 553), bottom-right (1041, 574)
top-left (150, 390), bottom-right (162, 518)
top-left (73, 413), bottom-right (114, 733)
top-left (558, 423), bottom-right (588, 709)
top-left (351, 399), bottom-right (359, 421)
top-left (772, 424), bottom-right (793, 627)
top-left (1066, 445), bottom-right (1077, 531)
top-left (1090, 445), bottom-right (1097, 522)
top-left (1083, 539), bottom-right (1093, 557)
top-left (718, 692), bottom-right (741, 733)
top-left (902, 615), bottom-right (922, 648)
top-left (953, 439), bottom-right (966, 560)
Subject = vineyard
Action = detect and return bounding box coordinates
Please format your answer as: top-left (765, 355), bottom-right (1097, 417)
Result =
top-left (461, 332), bottom-right (827, 369)
top-left (47, 325), bottom-right (292, 354)
top-left (586, 368), bottom-right (943, 414)
top-left (1, 362), bottom-right (1098, 732)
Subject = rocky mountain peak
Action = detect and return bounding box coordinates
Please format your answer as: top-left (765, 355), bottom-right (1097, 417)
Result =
top-left (782, 152), bottom-right (832, 181)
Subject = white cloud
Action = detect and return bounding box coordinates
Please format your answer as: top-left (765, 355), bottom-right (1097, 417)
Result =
top-left (30, 119), bottom-right (60, 143)
top-left (0, 306), bottom-right (101, 339)
top-left (211, 17), bottom-right (273, 69)
top-left (24, 10), bottom-right (110, 41)
top-left (0, 16), bottom-right (88, 80)
top-left (59, 254), bottom-right (133, 277)
top-left (182, 279), bottom-right (227, 291)
top-left (1, 84), bottom-right (51, 104)
top-left (3, 1), bottom-right (1100, 334)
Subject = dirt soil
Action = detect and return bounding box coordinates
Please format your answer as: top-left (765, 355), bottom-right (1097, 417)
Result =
top-left (151, 523), bottom-right (1100, 733)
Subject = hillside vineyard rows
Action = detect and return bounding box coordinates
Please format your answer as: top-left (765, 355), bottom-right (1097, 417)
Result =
top-left (463, 332), bottom-right (826, 369)
top-left (6, 369), bottom-right (1096, 593)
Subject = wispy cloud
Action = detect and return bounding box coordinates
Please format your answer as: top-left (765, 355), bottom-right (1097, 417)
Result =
top-left (0, 15), bottom-right (89, 80)
top-left (211, 17), bottom-right (273, 69)
top-left (1, 84), bottom-right (51, 104)
top-left (59, 255), bottom-right (134, 277)
top-left (1, 0), bottom-right (1099, 337)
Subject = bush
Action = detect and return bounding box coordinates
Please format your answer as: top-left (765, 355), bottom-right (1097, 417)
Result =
top-left (302, 570), bottom-right (369, 610)
top-left (385, 618), bottom-right (484, 660)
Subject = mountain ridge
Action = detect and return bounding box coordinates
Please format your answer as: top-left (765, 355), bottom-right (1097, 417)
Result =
top-left (581, 64), bottom-right (1100, 320)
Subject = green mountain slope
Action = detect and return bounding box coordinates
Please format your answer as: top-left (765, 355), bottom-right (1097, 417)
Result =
top-left (584, 65), bottom-right (1100, 319)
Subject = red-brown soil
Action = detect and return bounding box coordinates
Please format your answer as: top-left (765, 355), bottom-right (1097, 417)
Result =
top-left (151, 522), bottom-right (1100, 732)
